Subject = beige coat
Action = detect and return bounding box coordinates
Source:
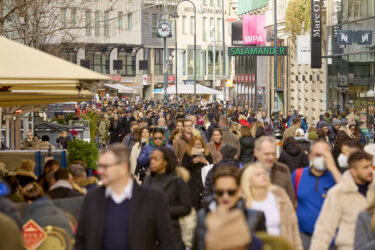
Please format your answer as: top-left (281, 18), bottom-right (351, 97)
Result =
top-left (272, 186), bottom-right (303, 250)
top-left (206, 142), bottom-right (223, 164)
top-left (173, 136), bottom-right (190, 163)
top-left (38, 141), bottom-right (56, 150)
top-left (130, 142), bottom-right (143, 175)
top-left (310, 171), bottom-right (375, 250)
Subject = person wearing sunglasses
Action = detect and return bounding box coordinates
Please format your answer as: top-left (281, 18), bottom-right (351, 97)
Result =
top-left (194, 165), bottom-right (265, 250)
top-left (241, 163), bottom-right (303, 250)
top-left (136, 128), bottom-right (176, 182)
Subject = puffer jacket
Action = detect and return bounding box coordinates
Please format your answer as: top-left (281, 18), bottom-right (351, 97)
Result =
top-left (239, 136), bottom-right (255, 164)
top-left (278, 144), bottom-right (309, 174)
top-left (310, 171), bottom-right (375, 250)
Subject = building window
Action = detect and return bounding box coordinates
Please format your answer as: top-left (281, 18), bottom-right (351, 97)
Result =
top-left (202, 50), bottom-right (207, 76)
top-left (86, 52), bottom-right (110, 74)
top-left (104, 11), bottom-right (110, 37)
top-left (71, 8), bottom-right (76, 28)
top-left (217, 18), bottom-right (222, 41)
top-left (188, 49), bottom-right (201, 76)
top-left (128, 14), bottom-right (133, 30)
top-left (203, 0), bottom-right (208, 6)
top-left (203, 17), bottom-right (208, 42)
top-left (154, 49), bottom-right (163, 74)
top-left (152, 14), bottom-right (158, 38)
top-left (228, 21), bottom-right (232, 36)
top-left (95, 11), bottom-right (100, 36)
top-left (118, 11), bottom-right (123, 30)
top-left (118, 53), bottom-right (136, 76)
top-left (190, 16), bottom-right (195, 35)
top-left (217, 0), bottom-right (222, 7)
top-left (61, 8), bottom-right (67, 28)
top-left (86, 10), bottom-right (91, 36)
top-left (210, 0), bottom-right (214, 6)
top-left (182, 16), bottom-right (187, 34)
top-left (210, 17), bottom-right (214, 41)
top-left (181, 49), bottom-right (187, 75)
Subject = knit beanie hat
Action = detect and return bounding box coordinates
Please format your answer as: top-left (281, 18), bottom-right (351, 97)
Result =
top-left (205, 207), bottom-right (251, 250)
top-left (317, 121), bottom-right (329, 129)
top-left (332, 120), bottom-right (342, 127)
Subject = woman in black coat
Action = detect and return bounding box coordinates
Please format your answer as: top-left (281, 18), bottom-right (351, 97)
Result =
top-left (278, 137), bottom-right (309, 173)
top-left (182, 136), bottom-right (213, 210)
top-left (239, 126), bottom-right (255, 164)
top-left (143, 147), bottom-right (192, 250)
top-left (109, 114), bottom-right (122, 144)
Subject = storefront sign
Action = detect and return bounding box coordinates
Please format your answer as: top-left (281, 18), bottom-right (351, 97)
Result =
top-left (337, 30), bottom-right (373, 45)
top-left (167, 75), bottom-right (176, 83)
top-left (231, 21), bottom-right (243, 46)
top-left (107, 75), bottom-right (122, 82)
top-left (154, 89), bottom-right (163, 93)
top-left (23, 220), bottom-right (47, 250)
top-left (142, 74), bottom-right (150, 86)
top-left (229, 46), bottom-right (288, 56)
top-left (183, 80), bottom-right (195, 85)
top-left (297, 35), bottom-right (311, 65)
top-left (311, 0), bottom-right (322, 68)
top-left (243, 15), bottom-right (266, 45)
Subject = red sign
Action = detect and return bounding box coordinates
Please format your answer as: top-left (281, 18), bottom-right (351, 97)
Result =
top-left (23, 220), bottom-right (47, 250)
top-left (107, 75), bottom-right (122, 82)
top-left (252, 74), bottom-right (256, 83)
top-left (168, 75), bottom-right (176, 83)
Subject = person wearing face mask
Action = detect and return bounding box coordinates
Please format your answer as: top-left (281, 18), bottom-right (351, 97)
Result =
top-left (310, 150), bottom-right (375, 250)
top-left (291, 141), bottom-right (341, 250)
top-left (337, 140), bottom-right (362, 172)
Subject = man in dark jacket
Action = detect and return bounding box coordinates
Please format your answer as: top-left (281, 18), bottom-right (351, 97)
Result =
top-left (121, 111), bottom-right (136, 136)
top-left (203, 144), bottom-right (241, 200)
top-left (48, 169), bottom-right (83, 199)
top-left (254, 136), bottom-right (295, 203)
top-left (75, 144), bottom-right (176, 250)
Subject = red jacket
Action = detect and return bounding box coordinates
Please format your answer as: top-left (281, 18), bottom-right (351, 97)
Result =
top-left (239, 119), bottom-right (251, 127)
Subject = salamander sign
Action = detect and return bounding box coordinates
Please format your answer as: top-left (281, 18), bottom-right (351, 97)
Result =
top-left (229, 46), bottom-right (288, 56)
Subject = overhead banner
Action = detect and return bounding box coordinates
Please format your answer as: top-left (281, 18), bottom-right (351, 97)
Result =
top-left (243, 15), bottom-right (266, 45)
top-left (297, 35), bottom-right (311, 65)
top-left (337, 30), bottom-right (373, 45)
top-left (311, 0), bottom-right (322, 68)
top-left (231, 21), bottom-right (243, 46)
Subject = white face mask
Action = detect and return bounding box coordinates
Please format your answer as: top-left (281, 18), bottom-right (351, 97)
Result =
top-left (337, 153), bottom-right (349, 168)
top-left (311, 156), bottom-right (326, 172)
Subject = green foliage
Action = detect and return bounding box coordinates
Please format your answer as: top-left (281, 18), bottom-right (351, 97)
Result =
top-left (67, 140), bottom-right (99, 170)
top-left (81, 111), bottom-right (101, 141)
top-left (285, 0), bottom-right (311, 39)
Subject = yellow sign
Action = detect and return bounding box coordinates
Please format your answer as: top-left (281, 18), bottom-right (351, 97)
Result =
top-left (226, 80), bottom-right (234, 87)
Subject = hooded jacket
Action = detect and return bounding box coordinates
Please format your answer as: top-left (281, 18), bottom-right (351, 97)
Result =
top-left (310, 171), bottom-right (375, 250)
top-left (278, 144), bottom-right (309, 174)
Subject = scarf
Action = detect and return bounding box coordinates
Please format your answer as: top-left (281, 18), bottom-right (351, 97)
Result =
top-left (191, 147), bottom-right (205, 156)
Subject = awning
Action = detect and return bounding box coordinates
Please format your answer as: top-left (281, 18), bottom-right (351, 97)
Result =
top-left (104, 84), bottom-right (137, 94)
top-left (156, 84), bottom-right (222, 95)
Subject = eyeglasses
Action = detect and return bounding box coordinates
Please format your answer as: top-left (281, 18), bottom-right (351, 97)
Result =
top-left (214, 189), bottom-right (238, 197)
top-left (97, 161), bottom-right (121, 169)
top-left (153, 137), bottom-right (164, 141)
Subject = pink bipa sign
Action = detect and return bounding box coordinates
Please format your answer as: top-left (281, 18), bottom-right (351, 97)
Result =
top-left (243, 15), bottom-right (266, 45)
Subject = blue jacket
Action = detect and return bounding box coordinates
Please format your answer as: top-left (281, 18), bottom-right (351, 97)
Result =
top-left (22, 196), bottom-right (73, 237)
top-left (292, 167), bottom-right (336, 235)
top-left (137, 140), bottom-right (175, 170)
top-left (288, 114), bottom-right (308, 132)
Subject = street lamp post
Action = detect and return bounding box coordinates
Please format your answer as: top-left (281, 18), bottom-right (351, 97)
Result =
top-left (221, 0), bottom-right (227, 115)
top-left (176, 0), bottom-right (197, 97)
top-left (273, 0), bottom-right (280, 131)
top-left (173, 14), bottom-right (178, 102)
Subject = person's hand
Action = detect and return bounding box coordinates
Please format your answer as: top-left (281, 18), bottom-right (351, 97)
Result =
top-left (193, 157), bottom-right (200, 164)
top-left (321, 150), bottom-right (336, 172)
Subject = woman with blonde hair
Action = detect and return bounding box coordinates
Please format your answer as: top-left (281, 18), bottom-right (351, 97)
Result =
top-left (182, 136), bottom-right (213, 210)
top-left (251, 121), bottom-right (265, 138)
top-left (230, 122), bottom-right (242, 138)
top-left (355, 195), bottom-right (375, 249)
top-left (241, 163), bottom-right (302, 250)
top-left (15, 159), bottom-right (37, 187)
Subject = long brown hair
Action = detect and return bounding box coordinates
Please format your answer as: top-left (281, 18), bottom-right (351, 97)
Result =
top-left (186, 136), bottom-right (210, 156)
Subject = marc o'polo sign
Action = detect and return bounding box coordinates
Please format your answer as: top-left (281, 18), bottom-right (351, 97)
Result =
top-left (311, 0), bottom-right (322, 68)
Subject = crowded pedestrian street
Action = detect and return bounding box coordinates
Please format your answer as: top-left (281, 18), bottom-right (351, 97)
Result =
top-left (1, 0), bottom-right (375, 249)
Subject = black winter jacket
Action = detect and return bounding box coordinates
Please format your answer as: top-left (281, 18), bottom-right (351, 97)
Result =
top-left (278, 144), bottom-right (309, 174)
top-left (239, 136), bottom-right (255, 164)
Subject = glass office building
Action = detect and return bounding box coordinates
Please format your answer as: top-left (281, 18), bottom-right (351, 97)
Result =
top-left (327, 0), bottom-right (375, 129)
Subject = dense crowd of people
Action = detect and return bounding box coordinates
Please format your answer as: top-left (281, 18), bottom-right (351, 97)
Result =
top-left (1, 96), bottom-right (375, 250)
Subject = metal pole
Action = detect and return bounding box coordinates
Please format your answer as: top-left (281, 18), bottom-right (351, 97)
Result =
top-left (175, 17), bottom-right (178, 102)
top-left (163, 37), bottom-right (168, 106)
top-left (255, 55), bottom-right (258, 111)
top-left (273, 0), bottom-right (279, 131)
top-left (213, 28), bottom-right (216, 102)
top-left (194, 4), bottom-right (197, 98)
top-left (222, 0), bottom-right (226, 115)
